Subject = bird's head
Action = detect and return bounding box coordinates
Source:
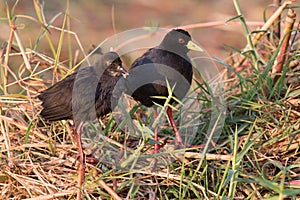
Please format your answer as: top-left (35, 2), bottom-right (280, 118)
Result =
top-left (159, 29), bottom-right (202, 54)
top-left (103, 52), bottom-right (128, 78)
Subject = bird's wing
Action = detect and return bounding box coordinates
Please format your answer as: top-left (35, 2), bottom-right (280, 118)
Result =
top-left (38, 67), bottom-right (99, 122)
top-left (70, 67), bottom-right (101, 122)
top-left (38, 72), bottom-right (76, 121)
top-left (130, 48), bottom-right (155, 69)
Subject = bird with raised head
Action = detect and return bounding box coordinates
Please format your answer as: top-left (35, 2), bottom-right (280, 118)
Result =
top-left (125, 29), bottom-right (202, 151)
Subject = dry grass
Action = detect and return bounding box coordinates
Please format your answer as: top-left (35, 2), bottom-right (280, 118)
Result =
top-left (1, 0), bottom-right (300, 199)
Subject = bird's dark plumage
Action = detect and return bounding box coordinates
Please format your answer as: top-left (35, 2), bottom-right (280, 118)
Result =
top-left (38, 51), bottom-right (127, 122)
top-left (125, 29), bottom-right (202, 148)
top-left (127, 29), bottom-right (201, 107)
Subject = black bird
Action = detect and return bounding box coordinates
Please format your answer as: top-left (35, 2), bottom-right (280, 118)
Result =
top-left (38, 51), bottom-right (127, 198)
top-left (126, 29), bottom-right (202, 151)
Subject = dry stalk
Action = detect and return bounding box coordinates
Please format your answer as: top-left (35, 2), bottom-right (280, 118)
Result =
top-left (233, 1), bottom-right (293, 69)
top-left (272, 9), bottom-right (296, 83)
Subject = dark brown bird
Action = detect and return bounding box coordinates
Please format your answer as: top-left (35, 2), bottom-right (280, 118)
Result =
top-left (38, 51), bottom-right (127, 199)
top-left (38, 51), bottom-right (127, 122)
top-left (125, 29), bottom-right (202, 151)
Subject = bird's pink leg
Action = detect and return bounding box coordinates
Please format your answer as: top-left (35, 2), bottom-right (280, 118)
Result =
top-left (166, 106), bottom-right (184, 146)
top-left (73, 124), bottom-right (85, 200)
top-left (153, 109), bottom-right (159, 153)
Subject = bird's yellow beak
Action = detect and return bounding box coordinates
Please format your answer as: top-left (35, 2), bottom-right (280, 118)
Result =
top-left (186, 40), bottom-right (203, 52)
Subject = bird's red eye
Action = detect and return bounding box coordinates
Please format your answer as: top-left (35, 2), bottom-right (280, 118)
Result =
top-left (178, 38), bottom-right (185, 43)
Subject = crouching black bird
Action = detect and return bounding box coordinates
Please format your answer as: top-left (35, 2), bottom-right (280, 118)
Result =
top-left (39, 51), bottom-right (127, 121)
top-left (125, 29), bottom-right (202, 151)
top-left (38, 51), bottom-right (127, 199)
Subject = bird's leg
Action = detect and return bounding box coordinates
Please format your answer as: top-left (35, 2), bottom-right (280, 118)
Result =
top-left (166, 106), bottom-right (184, 146)
top-left (73, 123), bottom-right (85, 200)
top-left (153, 109), bottom-right (159, 153)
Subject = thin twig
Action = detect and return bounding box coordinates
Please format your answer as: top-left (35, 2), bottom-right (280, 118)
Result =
top-left (13, 28), bottom-right (32, 72)
top-left (96, 179), bottom-right (123, 200)
top-left (183, 152), bottom-right (232, 161)
top-left (273, 0), bottom-right (282, 41)
top-left (23, 190), bottom-right (77, 200)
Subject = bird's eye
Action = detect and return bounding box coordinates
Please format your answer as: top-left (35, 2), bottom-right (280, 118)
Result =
top-left (178, 38), bottom-right (185, 44)
top-left (106, 61), bottom-right (112, 66)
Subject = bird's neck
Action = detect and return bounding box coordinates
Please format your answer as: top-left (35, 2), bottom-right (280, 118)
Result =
top-left (157, 46), bottom-right (188, 59)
